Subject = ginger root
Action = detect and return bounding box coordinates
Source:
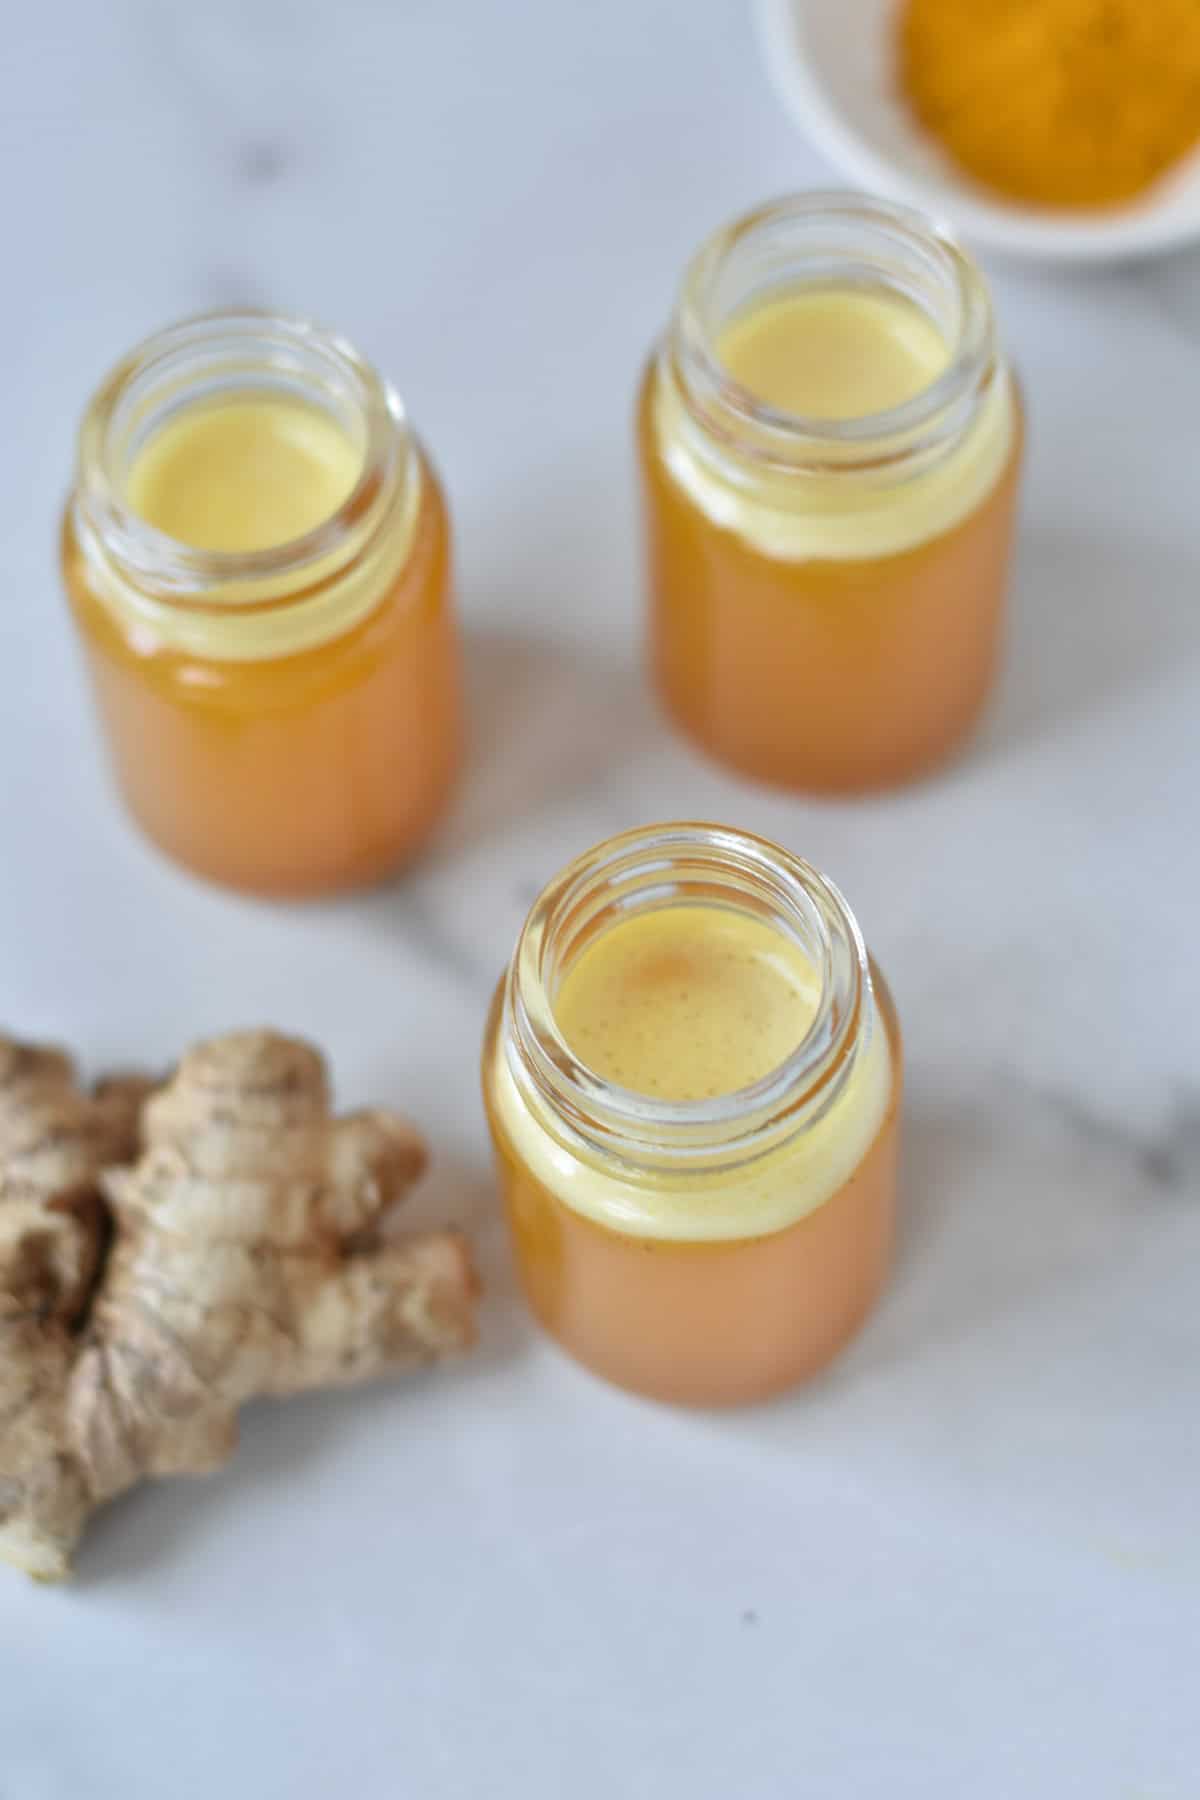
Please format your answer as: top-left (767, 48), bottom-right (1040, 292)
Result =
top-left (0, 1030), bottom-right (477, 1580)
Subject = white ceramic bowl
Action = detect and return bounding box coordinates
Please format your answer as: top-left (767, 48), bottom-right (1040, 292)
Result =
top-left (757, 0), bottom-right (1200, 263)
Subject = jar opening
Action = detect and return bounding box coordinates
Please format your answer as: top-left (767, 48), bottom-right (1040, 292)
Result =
top-left (75, 310), bottom-right (412, 596)
top-left (506, 823), bottom-right (872, 1172)
top-left (668, 192), bottom-right (999, 473)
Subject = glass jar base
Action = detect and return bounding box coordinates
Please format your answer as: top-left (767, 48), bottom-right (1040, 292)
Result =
top-left (524, 1254), bottom-right (892, 1409)
top-left (655, 672), bottom-right (997, 796)
top-left (112, 772), bottom-right (458, 899)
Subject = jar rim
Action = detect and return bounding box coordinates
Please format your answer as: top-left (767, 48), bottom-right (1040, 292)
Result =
top-left (74, 307), bottom-right (411, 596)
top-left (504, 821), bottom-right (873, 1173)
top-left (670, 190), bottom-right (999, 467)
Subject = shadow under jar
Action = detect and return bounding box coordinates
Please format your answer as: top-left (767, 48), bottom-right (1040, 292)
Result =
top-left (638, 193), bottom-right (1023, 793)
top-left (482, 823), bottom-right (902, 1407)
top-left (62, 311), bottom-right (460, 897)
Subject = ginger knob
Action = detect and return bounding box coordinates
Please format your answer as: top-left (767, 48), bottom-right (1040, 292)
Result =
top-left (0, 1029), bottom-right (477, 1580)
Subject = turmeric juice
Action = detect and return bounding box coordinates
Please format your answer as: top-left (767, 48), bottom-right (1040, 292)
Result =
top-left (63, 313), bottom-right (460, 897)
top-left (641, 195), bottom-right (1022, 793)
top-left (482, 824), bottom-right (901, 1407)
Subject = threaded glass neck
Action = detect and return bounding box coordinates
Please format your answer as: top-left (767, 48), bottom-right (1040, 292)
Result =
top-left (504, 823), bottom-right (874, 1175)
top-left (70, 310), bottom-right (421, 660)
top-left (664, 192), bottom-right (1001, 481)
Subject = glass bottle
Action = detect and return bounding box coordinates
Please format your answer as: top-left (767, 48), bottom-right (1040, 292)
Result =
top-left (638, 193), bottom-right (1022, 792)
top-left (62, 310), bottom-right (460, 896)
top-left (482, 822), bottom-right (902, 1406)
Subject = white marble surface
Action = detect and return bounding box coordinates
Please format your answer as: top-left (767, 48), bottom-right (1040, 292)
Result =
top-left (2, 3), bottom-right (1198, 1794)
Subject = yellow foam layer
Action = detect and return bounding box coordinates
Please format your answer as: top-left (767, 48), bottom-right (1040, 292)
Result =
top-left (492, 904), bottom-right (892, 1242)
top-left (127, 395), bottom-right (363, 553)
top-left (657, 282), bottom-right (1014, 562)
top-left (719, 288), bottom-right (949, 420)
top-left (554, 905), bottom-right (820, 1101)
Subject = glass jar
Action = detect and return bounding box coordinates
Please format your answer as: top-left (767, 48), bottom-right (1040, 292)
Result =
top-left (62, 311), bottom-right (460, 896)
top-left (638, 193), bottom-right (1023, 793)
top-left (481, 823), bottom-right (902, 1407)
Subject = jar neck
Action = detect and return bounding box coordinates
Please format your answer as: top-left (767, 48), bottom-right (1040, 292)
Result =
top-left (502, 823), bottom-right (875, 1178)
top-left (661, 192), bottom-right (1003, 488)
top-left (71, 310), bottom-right (421, 661)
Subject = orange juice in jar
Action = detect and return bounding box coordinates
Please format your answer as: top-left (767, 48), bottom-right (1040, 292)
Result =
top-left (62, 312), bottom-right (460, 897)
top-left (639, 194), bottom-right (1022, 792)
top-left (482, 824), bottom-right (901, 1407)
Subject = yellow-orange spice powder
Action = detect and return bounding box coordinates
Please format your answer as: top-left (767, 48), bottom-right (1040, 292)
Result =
top-left (898, 0), bottom-right (1200, 209)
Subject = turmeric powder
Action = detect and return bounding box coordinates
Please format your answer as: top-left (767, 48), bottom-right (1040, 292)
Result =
top-left (898, 0), bottom-right (1200, 210)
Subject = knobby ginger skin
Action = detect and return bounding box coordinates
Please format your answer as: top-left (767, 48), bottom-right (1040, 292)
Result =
top-left (62, 313), bottom-right (460, 897)
top-left (0, 1030), bottom-right (477, 1581)
top-left (640, 195), bottom-right (1022, 794)
top-left (483, 825), bottom-right (902, 1407)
